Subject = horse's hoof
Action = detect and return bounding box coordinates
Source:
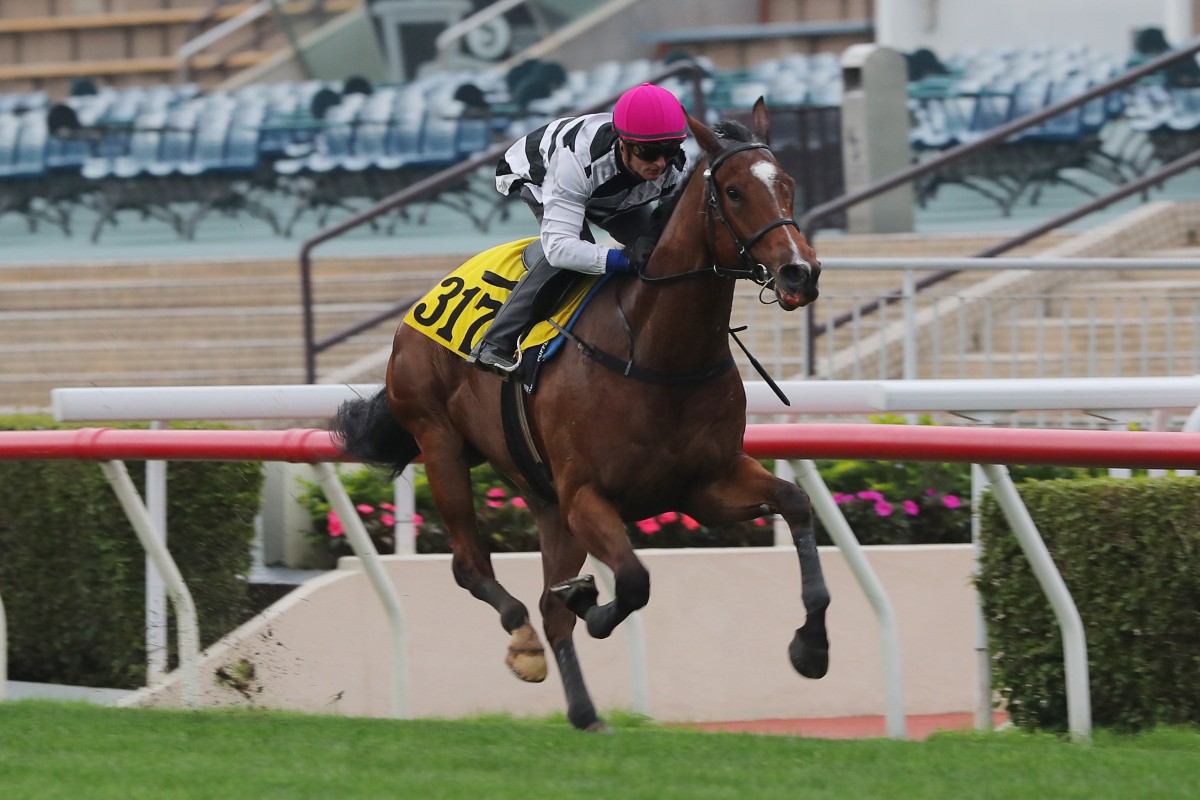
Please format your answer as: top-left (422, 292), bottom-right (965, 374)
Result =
top-left (505, 624), bottom-right (547, 683)
top-left (550, 575), bottom-right (599, 617)
top-left (789, 626), bottom-right (829, 679)
top-left (583, 720), bottom-right (613, 734)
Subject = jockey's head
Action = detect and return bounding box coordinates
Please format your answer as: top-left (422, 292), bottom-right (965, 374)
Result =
top-left (613, 83), bottom-right (687, 181)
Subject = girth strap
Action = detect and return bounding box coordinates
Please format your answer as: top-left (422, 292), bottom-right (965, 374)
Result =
top-left (499, 377), bottom-right (557, 503)
top-left (549, 321), bottom-right (735, 385)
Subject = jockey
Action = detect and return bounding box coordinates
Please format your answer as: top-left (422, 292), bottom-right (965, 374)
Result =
top-left (471, 82), bottom-right (690, 375)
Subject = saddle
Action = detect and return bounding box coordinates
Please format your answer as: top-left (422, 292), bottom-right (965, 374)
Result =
top-left (403, 238), bottom-right (610, 503)
top-left (402, 237), bottom-right (602, 372)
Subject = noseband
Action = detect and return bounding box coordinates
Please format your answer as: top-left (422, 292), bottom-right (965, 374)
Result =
top-left (704, 142), bottom-right (802, 285)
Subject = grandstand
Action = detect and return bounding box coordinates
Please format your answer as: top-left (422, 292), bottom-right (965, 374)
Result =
top-left (2, 1), bottom-right (1200, 411)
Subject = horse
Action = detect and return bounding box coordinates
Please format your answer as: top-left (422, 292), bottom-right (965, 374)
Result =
top-left (333, 98), bottom-right (828, 732)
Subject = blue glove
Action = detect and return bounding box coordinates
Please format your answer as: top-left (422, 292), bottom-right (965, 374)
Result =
top-left (605, 249), bottom-right (632, 273)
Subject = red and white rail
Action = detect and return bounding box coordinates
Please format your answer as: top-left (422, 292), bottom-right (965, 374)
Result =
top-left (4, 422), bottom-right (1200, 740)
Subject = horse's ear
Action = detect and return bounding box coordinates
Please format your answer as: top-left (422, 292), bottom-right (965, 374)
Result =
top-left (687, 113), bottom-right (723, 157)
top-left (751, 96), bottom-right (771, 145)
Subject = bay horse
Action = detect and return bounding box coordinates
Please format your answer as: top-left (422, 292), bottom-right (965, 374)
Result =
top-left (333, 98), bottom-right (829, 731)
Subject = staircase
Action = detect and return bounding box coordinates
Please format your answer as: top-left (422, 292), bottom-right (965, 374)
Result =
top-left (815, 201), bottom-right (1200, 382)
top-left (0, 252), bottom-right (461, 411)
top-left (0, 0), bottom-right (359, 97)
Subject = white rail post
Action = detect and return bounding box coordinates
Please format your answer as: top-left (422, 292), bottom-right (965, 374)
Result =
top-left (314, 462), bottom-right (411, 719)
top-left (145, 420), bottom-right (168, 684)
top-left (981, 463), bottom-right (1092, 742)
top-left (100, 460), bottom-right (200, 708)
top-left (393, 466), bottom-right (417, 555)
top-left (970, 463), bottom-right (993, 730)
top-left (795, 459), bottom-right (907, 739)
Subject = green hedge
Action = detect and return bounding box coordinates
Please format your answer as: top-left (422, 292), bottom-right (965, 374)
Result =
top-left (977, 476), bottom-right (1200, 732)
top-left (0, 418), bottom-right (263, 689)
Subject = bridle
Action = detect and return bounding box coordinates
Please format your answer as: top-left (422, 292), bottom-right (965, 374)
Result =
top-left (638, 140), bottom-right (804, 288)
top-left (557, 138), bottom-right (803, 400)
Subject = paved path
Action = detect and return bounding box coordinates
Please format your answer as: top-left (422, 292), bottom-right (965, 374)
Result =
top-left (677, 711), bottom-right (1011, 739)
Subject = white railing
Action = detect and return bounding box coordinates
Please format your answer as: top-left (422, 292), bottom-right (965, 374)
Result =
top-left (733, 256), bottom-right (1200, 381)
top-left (42, 377), bottom-right (1200, 740)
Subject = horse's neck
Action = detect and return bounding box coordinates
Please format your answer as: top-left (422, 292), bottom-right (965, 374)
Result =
top-left (618, 172), bottom-right (737, 370)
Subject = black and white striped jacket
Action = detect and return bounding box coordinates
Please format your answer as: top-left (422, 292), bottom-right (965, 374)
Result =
top-left (495, 113), bottom-right (688, 273)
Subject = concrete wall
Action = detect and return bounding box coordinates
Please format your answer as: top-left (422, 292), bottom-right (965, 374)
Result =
top-left (877, 0), bottom-right (1190, 57)
top-left (535, 0), bottom-right (756, 70)
top-left (125, 544), bottom-right (982, 724)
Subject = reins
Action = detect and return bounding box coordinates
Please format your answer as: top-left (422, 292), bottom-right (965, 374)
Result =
top-left (563, 137), bottom-right (800, 403)
top-left (636, 140), bottom-right (802, 287)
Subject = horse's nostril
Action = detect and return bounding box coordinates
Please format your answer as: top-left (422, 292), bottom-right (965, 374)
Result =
top-left (778, 263), bottom-right (811, 293)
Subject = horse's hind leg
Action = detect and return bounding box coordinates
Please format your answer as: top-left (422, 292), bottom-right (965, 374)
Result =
top-left (421, 438), bottom-right (547, 682)
top-left (688, 454), bottom-right (830, 679)
top-left (535, 503), bottom-right (608, 732)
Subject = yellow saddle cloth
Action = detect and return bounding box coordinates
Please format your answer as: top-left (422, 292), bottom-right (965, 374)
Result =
top-left (403, 237), bottom-right (598, 360)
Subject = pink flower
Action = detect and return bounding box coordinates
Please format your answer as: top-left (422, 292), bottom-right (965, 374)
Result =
top-left (657, 511), bottom-right (679, 524)
top-left (380, 513), bottom-right (395, 526)
top-left (925, 488), bottom-right (938, 496)
top-left (485, 500), bottom-right (504, 509)
top-left (380, 503), bottom-right (395, 511)
top-left (637, 518), bottom-right (660, 534)
top-left (356, 503), bottom-right (374, 514)
top-left (903, 500), bottom-right (920, 516)
top-left (412, 513), bottom-right (424, 526)
top-left (754, 518), bottom-right (768, 527)
top-left (874, 501), bottom-right (893, 517)
top-left (511, 496), bottom-right (528, 509)
top-left (680, 514), bottom-right (701, 530)
top-left (327, 511), bottom-right (344, 538)
top-left (833, 492), bottom-right (852, 505)
top-left (857, 490), bottom-right (884, 502)
top-left (942, 495), bottom-right (962, 509)
top-left (486, 487), bottom-right (508, 499)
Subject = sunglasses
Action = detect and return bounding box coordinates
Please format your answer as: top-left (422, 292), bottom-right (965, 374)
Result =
top-left (626, 140), bottom-right (683, 163)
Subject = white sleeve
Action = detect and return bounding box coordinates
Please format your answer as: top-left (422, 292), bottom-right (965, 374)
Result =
top-left (539, 148), bottom-right (612, 274)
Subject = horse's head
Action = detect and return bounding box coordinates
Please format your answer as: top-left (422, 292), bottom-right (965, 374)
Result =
top-left (688, 99), bottom-right (821, 310)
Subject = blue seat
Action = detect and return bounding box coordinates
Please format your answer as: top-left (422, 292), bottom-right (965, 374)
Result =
top-left (112, 110), bottom-right (168, 179)
top-left (147, 104), bottom-right (200, 177)
top-left (179, 111), bottom-right (233, 176)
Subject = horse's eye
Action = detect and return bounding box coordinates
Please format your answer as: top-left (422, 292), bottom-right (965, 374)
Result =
top-left (725, 186), bottom-right (741, 201)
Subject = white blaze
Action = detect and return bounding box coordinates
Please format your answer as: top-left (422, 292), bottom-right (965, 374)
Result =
top-left (750, 160), bottom-right (779, 188)
top-left (748, 161), bottom-right (807, 266)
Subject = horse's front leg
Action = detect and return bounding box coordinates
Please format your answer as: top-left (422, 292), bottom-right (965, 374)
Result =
top-left (419, 432), bottom-right (546, 682)
top-left (533, 502), bottom-right (608, 732)
top-left (555, 485), bottom-right (650, 641)
top-left (688, 453), bottom-right (830, 679)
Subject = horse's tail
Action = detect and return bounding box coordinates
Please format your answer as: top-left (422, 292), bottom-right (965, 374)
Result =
top-left (331, 388), bottom-right (420, 476)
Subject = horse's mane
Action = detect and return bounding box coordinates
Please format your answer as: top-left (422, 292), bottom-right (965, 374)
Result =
top-left (645, 119), bottom-right (760, 244)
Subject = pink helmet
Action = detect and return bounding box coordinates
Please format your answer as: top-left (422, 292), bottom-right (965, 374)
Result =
top-left (612, 83), bottom-right (687, 142)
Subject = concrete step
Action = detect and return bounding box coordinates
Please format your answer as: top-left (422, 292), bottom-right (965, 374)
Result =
top-left (0, 273), bottom-right (444, 313)
top-left (0, 336), bottom-right (392, 376)
top-left (0, 304), bottom-right (402, 344)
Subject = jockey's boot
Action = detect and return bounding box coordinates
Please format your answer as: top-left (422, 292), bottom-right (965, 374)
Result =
top-left (471, 243), bottom-right (570, 376)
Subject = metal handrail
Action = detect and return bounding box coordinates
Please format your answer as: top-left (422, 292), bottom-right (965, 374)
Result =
top-left (798, 38), bottom-right (1200, 375)
top-left (434, 0), bottom-right (529, 57)
top-left (176, 1), bottom-right (271, 81)
top-left (811, 149), bottom-right (1200, 348)
top-left (299, 61), bottom-right (707, 383)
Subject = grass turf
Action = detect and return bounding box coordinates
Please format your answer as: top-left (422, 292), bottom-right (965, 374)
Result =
top-left (1, 701), bottom-right (1198, 799)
